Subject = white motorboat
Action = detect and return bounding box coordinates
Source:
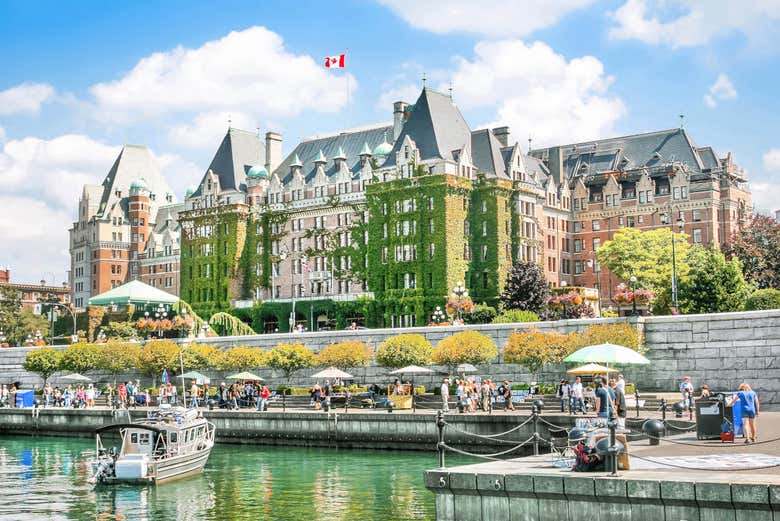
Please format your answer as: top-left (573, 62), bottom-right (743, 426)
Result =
top-left (92, 404), bottom-right (215, 484)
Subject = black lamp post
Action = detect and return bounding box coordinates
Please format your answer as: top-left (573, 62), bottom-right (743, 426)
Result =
top-left (560, 280), bottom-right (568, 318)
top-left (670, 215), bottom-right (685, 313)
top-left (452, 281), bottom-right (468, 322)
top-left (154, 303), bottom-right (168, 338)
top-left (431, 306), bottom-right (446, 324)
top-left (630, 275), bottom-right (638, 316)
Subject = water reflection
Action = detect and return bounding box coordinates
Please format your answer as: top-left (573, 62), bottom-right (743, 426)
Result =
top-left (0, 436), bottom-right (458, 521)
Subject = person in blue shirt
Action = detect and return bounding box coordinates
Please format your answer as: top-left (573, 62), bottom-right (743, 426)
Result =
top-left (730, 383), bottom-right (760, 443)
top-left (594, 378), bottom-right (614, 419)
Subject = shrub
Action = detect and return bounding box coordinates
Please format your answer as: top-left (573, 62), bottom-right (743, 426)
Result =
top-left (493, 309), bottom-right (540, 324)
top-left (219, 346), bottom-right (266, 371)
top-left (744, 288), bottom-right (780, 311)
top-left (95, 341), bottom-right (140, 384)
top-left (60, 342), bottom-right (101, 373)
top-left (567, 323), bottom-right (643, 353)
top-left (266, 343), bottom-right (315, 379)
top-left (181, 343), bottom-right (224, 370)
top-left (432, 330), bottom-right (498, 372)
top-left (375, 334), bottom-right (432, 369)
top-left (503, 328), bottom-right (568, 380)
top-left (101, 321), bottom-right (139, 340)
top-left (316, 341), bottom-right (373, 369)
top-left (134, 340), bottom-right (179, 383)
top-left (463, 305), bottom-right (497, 324)
top-left (23, 347), bottom-right (62, 385)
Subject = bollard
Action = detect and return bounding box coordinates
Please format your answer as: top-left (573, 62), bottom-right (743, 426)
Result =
top-left (607, 409), bottom-right (619, 476)
top-left (635, 389), bottom-right (640, 418)
top-left (345, 392), bottom-right (350, 413)
top-left (436, 411), bottom-right (446, 468)
top-left (660, 398), bottom-right (667, 422)
top-left (412, 391), bottom-right (416, 413)
top-left (282, 390), bottom-right (287, 413)
top-left (532, 404), bottom-right (540, 456)
top-left (689, 394), bottom-right (694, 421)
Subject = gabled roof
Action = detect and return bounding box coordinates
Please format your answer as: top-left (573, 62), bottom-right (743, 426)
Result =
top-left (192, 128), bottom-right (264, 196)
top-left (530, 128), bottom-right (708, 179)
top-left (383, 88), bottom-right (471, 167)
top-left (97, 145), bottom-right (172, 218)
top-left (88, 279), bottom-right (179, 306)
top-left (274, 124), bottom-right (392, 185)
top-left (471, 129), bottom-right (509, 178)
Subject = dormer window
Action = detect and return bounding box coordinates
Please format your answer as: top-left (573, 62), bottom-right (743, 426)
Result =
top-left (404, 146), bottom-right (409, 160)
top-left (115, 190), bottom-right (122, 198)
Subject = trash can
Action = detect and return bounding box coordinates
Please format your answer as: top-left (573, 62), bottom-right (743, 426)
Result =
top-left (695, 398), bottom-right (733, 440)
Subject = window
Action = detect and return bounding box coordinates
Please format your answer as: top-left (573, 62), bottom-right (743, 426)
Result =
top-left (428, 197), bottom-right (434, 210)
top-left (429, 243), bottom-right (435, 260)
top-left (482, 200), bottom-right (487, 213)
top-left (693, 229), bottom-right (702, 243)
top-left (593, 238), bottom-right (601, 251)
top-left (573, 239), bottom-right (581, 253)
top-left (673, 186), bottom-right (680, 200)
top-left (681, 186), bottom-right (688, 199)
top-left (482, 221), bottom-right (487, 237)
top-left (639, 191), bottom-right (645, 204)
top-left (592, 220), bottom-right (600, 231)
top-left (482, 245), bottom-right (488, 261)
top-left (482, 271), bottom-right (488, 289)
top-left (574, 260), bottom-right (583, 274)
top-left (638, 215), bottom-right (644, 224)
top-left (693, 210), bottom-right (701, 222)
top-left (618, 217), bottom-right (624, 226)
top-left (573, 198), bottom-right (580, 210)
top-left (573, 222), bottom-right (582, 233)
top-left (626, 216), bottom-right (635, 228)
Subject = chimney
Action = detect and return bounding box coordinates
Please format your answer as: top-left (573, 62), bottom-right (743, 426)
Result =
top-left (265, 131), bottom-right (282, 174)
top-left (393, 101), bottom-right (408, 141)
top-left (40, 279), bottom-right (46, 286)
top-left (549, 146), bottom-right (564, 185)
top-left (492, 126), bottom-right (510, 147)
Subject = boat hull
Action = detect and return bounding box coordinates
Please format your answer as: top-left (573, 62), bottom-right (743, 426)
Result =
top-left (97, 446), bottom-right (212, 485)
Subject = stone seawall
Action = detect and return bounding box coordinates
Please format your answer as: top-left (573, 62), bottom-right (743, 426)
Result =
top-left (0, 408), bottom-right (575, 453)
top-left (3, 310), bottom-right (779, 404)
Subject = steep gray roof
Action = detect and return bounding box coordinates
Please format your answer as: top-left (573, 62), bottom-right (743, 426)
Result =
top-left (696, 147), bottom-right (719, 170)
top-left (97, 145), bottom-right (173, 218)
top-left (471, 129), bottom-right (509, 178)
top-left (192, 128), bottom-right (264, 196)
top-left (383, 88), bottom-right (471, 167)
top-left (274, 124), bottom-right (392, 184)
top-left (530, 128), bottom-right (708, 179)
top-left (151, 202), bottom-right (183, 234)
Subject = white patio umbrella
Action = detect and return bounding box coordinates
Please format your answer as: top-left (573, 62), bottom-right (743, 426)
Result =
top-left (310, 367), bottom-right (353, 380)
top-left (563, 343), bottom-right (650, 365)
top-left (60, 373), bottom-right (92, 382)
top-left (389, 365), bottom-right (434, 409)
top-left (226, 371), bottom-right (264, 381)
top-left (181, 371), bottom-right (210, 385)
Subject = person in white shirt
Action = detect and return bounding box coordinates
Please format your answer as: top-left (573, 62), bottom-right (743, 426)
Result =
top-left (571, 377), bottom-right (585, 414)
top-left (680, 376), bottom-right (694, 410)
top-left (616, 375), bottom-right (626, 394)
top-left (440, 378), bottom-right (450, 412)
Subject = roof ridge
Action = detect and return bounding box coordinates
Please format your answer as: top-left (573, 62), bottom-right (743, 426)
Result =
top-left (302, 122), bottom-right (392, 142)
top-left (532, 128), bottom-right (684, 152)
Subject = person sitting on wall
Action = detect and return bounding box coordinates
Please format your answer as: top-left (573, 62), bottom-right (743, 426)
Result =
top-left (699, 384), bottom-right (711, 400)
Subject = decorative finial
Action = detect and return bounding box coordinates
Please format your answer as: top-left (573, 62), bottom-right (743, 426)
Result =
top-left (528, 135), bottom-right (533, 153)
top-left (449, 81), bottom-right (453, 99)
top-left (228, 114), bottom-right (232, 129)
top-left (422, 73), bottom-right (427, 88)
top-left (679, 114), bottom-right (685, 129)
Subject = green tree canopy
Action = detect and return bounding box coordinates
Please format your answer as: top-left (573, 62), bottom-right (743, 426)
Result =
top-left (503, 328), bottom-right (568, 380)
top-left (101, 321), bottom-right (140, 341)
top-left (597, 227), bottom-right (691, 313)
top-left (60, 342), bottom-right (101, 373)
top-left (266, 343), bottom-right (315, 379)
top-left (375, 334), bottom-right (432, 369)
top-left (181, 343), bottom-right (224, 370)
top-left (499, 262), bottom-right (550, 313)
top-left (744, 288), bottom-right (780, 311)
top-left (134, 340), bottom-right (179, 383)
top-left (95, 341), bottom-right (140, 384)
top-left (23, 347), bottom-right (62, 385)
top-left (726, 215), bottom-right (780, 289)
top-left (316, 341), bottom-right (373, 369)
top-left (219, 346), bottom-right (266, 371)
top-left (0, 286), bottom-right (50, 345)
top-left (678, 247), bottom-right (751, 314)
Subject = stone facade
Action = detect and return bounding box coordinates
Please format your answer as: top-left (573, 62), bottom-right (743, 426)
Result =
top-left (4, 310), bottom-right (779, 405)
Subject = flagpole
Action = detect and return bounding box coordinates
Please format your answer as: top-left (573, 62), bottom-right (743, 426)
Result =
top-left (345, 48), bottom-right (350, 105)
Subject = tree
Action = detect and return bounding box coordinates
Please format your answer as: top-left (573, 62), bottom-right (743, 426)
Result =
top-left (23, 347), bottom-right (62, 385)
top-left (726, 215), bottom-right (780, 289)
top-left (678, 247), bottom-right (751, 314)
top-left (316, 341), bottom-right (373, 369)
top-left (208, 312), bottom-right (255, 336)
top-left (0, 287), bottom-right (49, 345)
top-left (567, 323), bottom-right (644, 352)
top-left (134, 339), bottom-right (179, 385)
top-left (499, 262), bottom-right (550, 313)
top-left (462, 305), bottom-right (497, 324)
top-left (181, 342), bottom-right (224, 370)
top-left (95, 341), bottom-right (140, 385)
top-left (503, 328), bottom-right (568, 381)
top-left (432, 331), bottom-right (498, 373)
top-left (219, 346), bottom-right (266, 371)
top-left (266, 343), bottom-right (315, 379)
top-left (375, 334), bottom-right (432, 369)
top-left (101, 321), bottom-right (140, 340)
top-left (745, 288), bottom-right (780, 311)
top-left (60, 342), bottom-right (101, 373)
top-left (597, 227), bottom-right (691, 313)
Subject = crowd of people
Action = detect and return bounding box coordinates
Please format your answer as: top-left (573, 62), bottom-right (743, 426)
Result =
top-left (439, 377), bottom-right (515, 413)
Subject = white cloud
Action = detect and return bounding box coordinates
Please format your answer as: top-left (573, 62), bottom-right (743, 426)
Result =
top-left (703, 73), bottom-right (737, 108)
top-left (377, 0), bottom-right (594, 37)
top-left (388, 40), bottom-right (624, 147)
top-left (763, 148), bottom-right (780, 172)
top-left (89, 26), bottom-right (355, 125)
top-left (749, 181), bottom-right (780, 214)
top-left (155, 152), bottom-right (202, 198)
top-left (0, 126), bottom-right (5, 142)
top-left (168, 111), bottom-right (256, 149)
top-left (609, 0), bottom-right (780, 48)
top-left (0, 83), bottom-right (55, 115)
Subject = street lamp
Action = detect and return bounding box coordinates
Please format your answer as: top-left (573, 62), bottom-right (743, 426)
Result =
top-left (200, 322), bottom-right (210, 339)
top-left (0, 330), bottom-right (6, 346)
top-left (25, 334), bottom-right (33, 346)
top-left (34, 329), bottom-right (43, 344)
top-left (154, 303), bottom-right (168, 338)
top-left (560, 280), bottom-right (568, 318)
top-left (670, 215), bottom-right (685, 313)
top-left (431, 306), bottom-right (446, 325)
top-left (97, 329), bottom-right (107, 343)
top-left (629, 276), bottom-right (638, 316)
top-left (452, 281), bottom-right (468, 322)
top-left (179, 307), bottom-right (190, 338)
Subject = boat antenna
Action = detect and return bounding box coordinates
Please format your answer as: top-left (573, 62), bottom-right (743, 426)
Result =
top-left (179, 347), bottom-right (187, 408)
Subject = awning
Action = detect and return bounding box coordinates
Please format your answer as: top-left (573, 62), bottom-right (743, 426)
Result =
top-left (88, 280), bottom-right (179, 307)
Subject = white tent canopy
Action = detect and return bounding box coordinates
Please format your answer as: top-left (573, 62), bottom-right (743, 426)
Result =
top-left (310, 367), bottom-right (353, 379)
top-left (88, 279), bottom-right (179, 306)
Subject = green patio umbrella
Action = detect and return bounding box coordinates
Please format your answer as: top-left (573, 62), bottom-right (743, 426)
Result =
top-left (563, 343), bottom-right (650, 365)
top-left (226, 371), bottom-right (264, 381)
top-left (181, 371), bottom-right (210, 385)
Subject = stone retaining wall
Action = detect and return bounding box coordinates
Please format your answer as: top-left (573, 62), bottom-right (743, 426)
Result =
top-left (3, 310), bottom-right (779, 404)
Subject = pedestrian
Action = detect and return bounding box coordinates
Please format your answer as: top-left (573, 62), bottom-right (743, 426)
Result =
top-left (594, 378), bottom-right (614, 419)
top-left (679, 376), bottom-right (694, 411)
top-left (498, 380), bottom-right (514, 411)
top-left (699, 384), bottom-right (711, 400)
top-left (117, 382), bottom-right (127, 408)
top-left (43, 383), bottom-right (53, 407)
top-left (257, 385), bottom-right (271, 412)
top-left (0, 384), bottom-right (8, 407)
top-left (481, 380), bottom-right (491, 412)
top-left (571, 377), bottom-right (585, 414)
top-left (440, 378), bottom-right (450, 412)
top-left (190, 380), bottom-right (200, 408)
top-left (556, 379), bottom-right (571, 413)
top-left (616, 374), bottom-right (626, 395)
top-left (729, 383), bottom-right (759, 443)
top-left (85, 384), bottom-right (95, 408)
top-left (610, 378), bottom-right (627, 428)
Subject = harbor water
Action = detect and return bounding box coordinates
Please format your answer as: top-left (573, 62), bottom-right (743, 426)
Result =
top-left (0, 435), bottom-right (461, 521)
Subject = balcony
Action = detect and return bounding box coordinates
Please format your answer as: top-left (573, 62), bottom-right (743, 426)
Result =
top-left (96, 241), bottom-right (130, 250)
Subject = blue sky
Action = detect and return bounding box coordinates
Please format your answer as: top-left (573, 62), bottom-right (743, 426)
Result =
top-left (1, 0), bottom-right (779, 284)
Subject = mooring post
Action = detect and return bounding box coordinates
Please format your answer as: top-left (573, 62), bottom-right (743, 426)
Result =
top-left (282, 389), bottom-right (287, 413)
top-left (532, 404), bottom-right (540, 456)
top-left (436, 410), bottom-right (446, 468)
top-left (635, 389), bottom-right (640, 418)
top-left (608, 408), bottom-right (619, 476)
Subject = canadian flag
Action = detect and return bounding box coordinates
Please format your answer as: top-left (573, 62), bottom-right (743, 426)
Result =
top-left (324, 54), bottom-right (346, 68)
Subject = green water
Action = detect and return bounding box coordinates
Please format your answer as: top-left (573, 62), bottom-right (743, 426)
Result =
top-left (0, 436), bottom-right (464, 521)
